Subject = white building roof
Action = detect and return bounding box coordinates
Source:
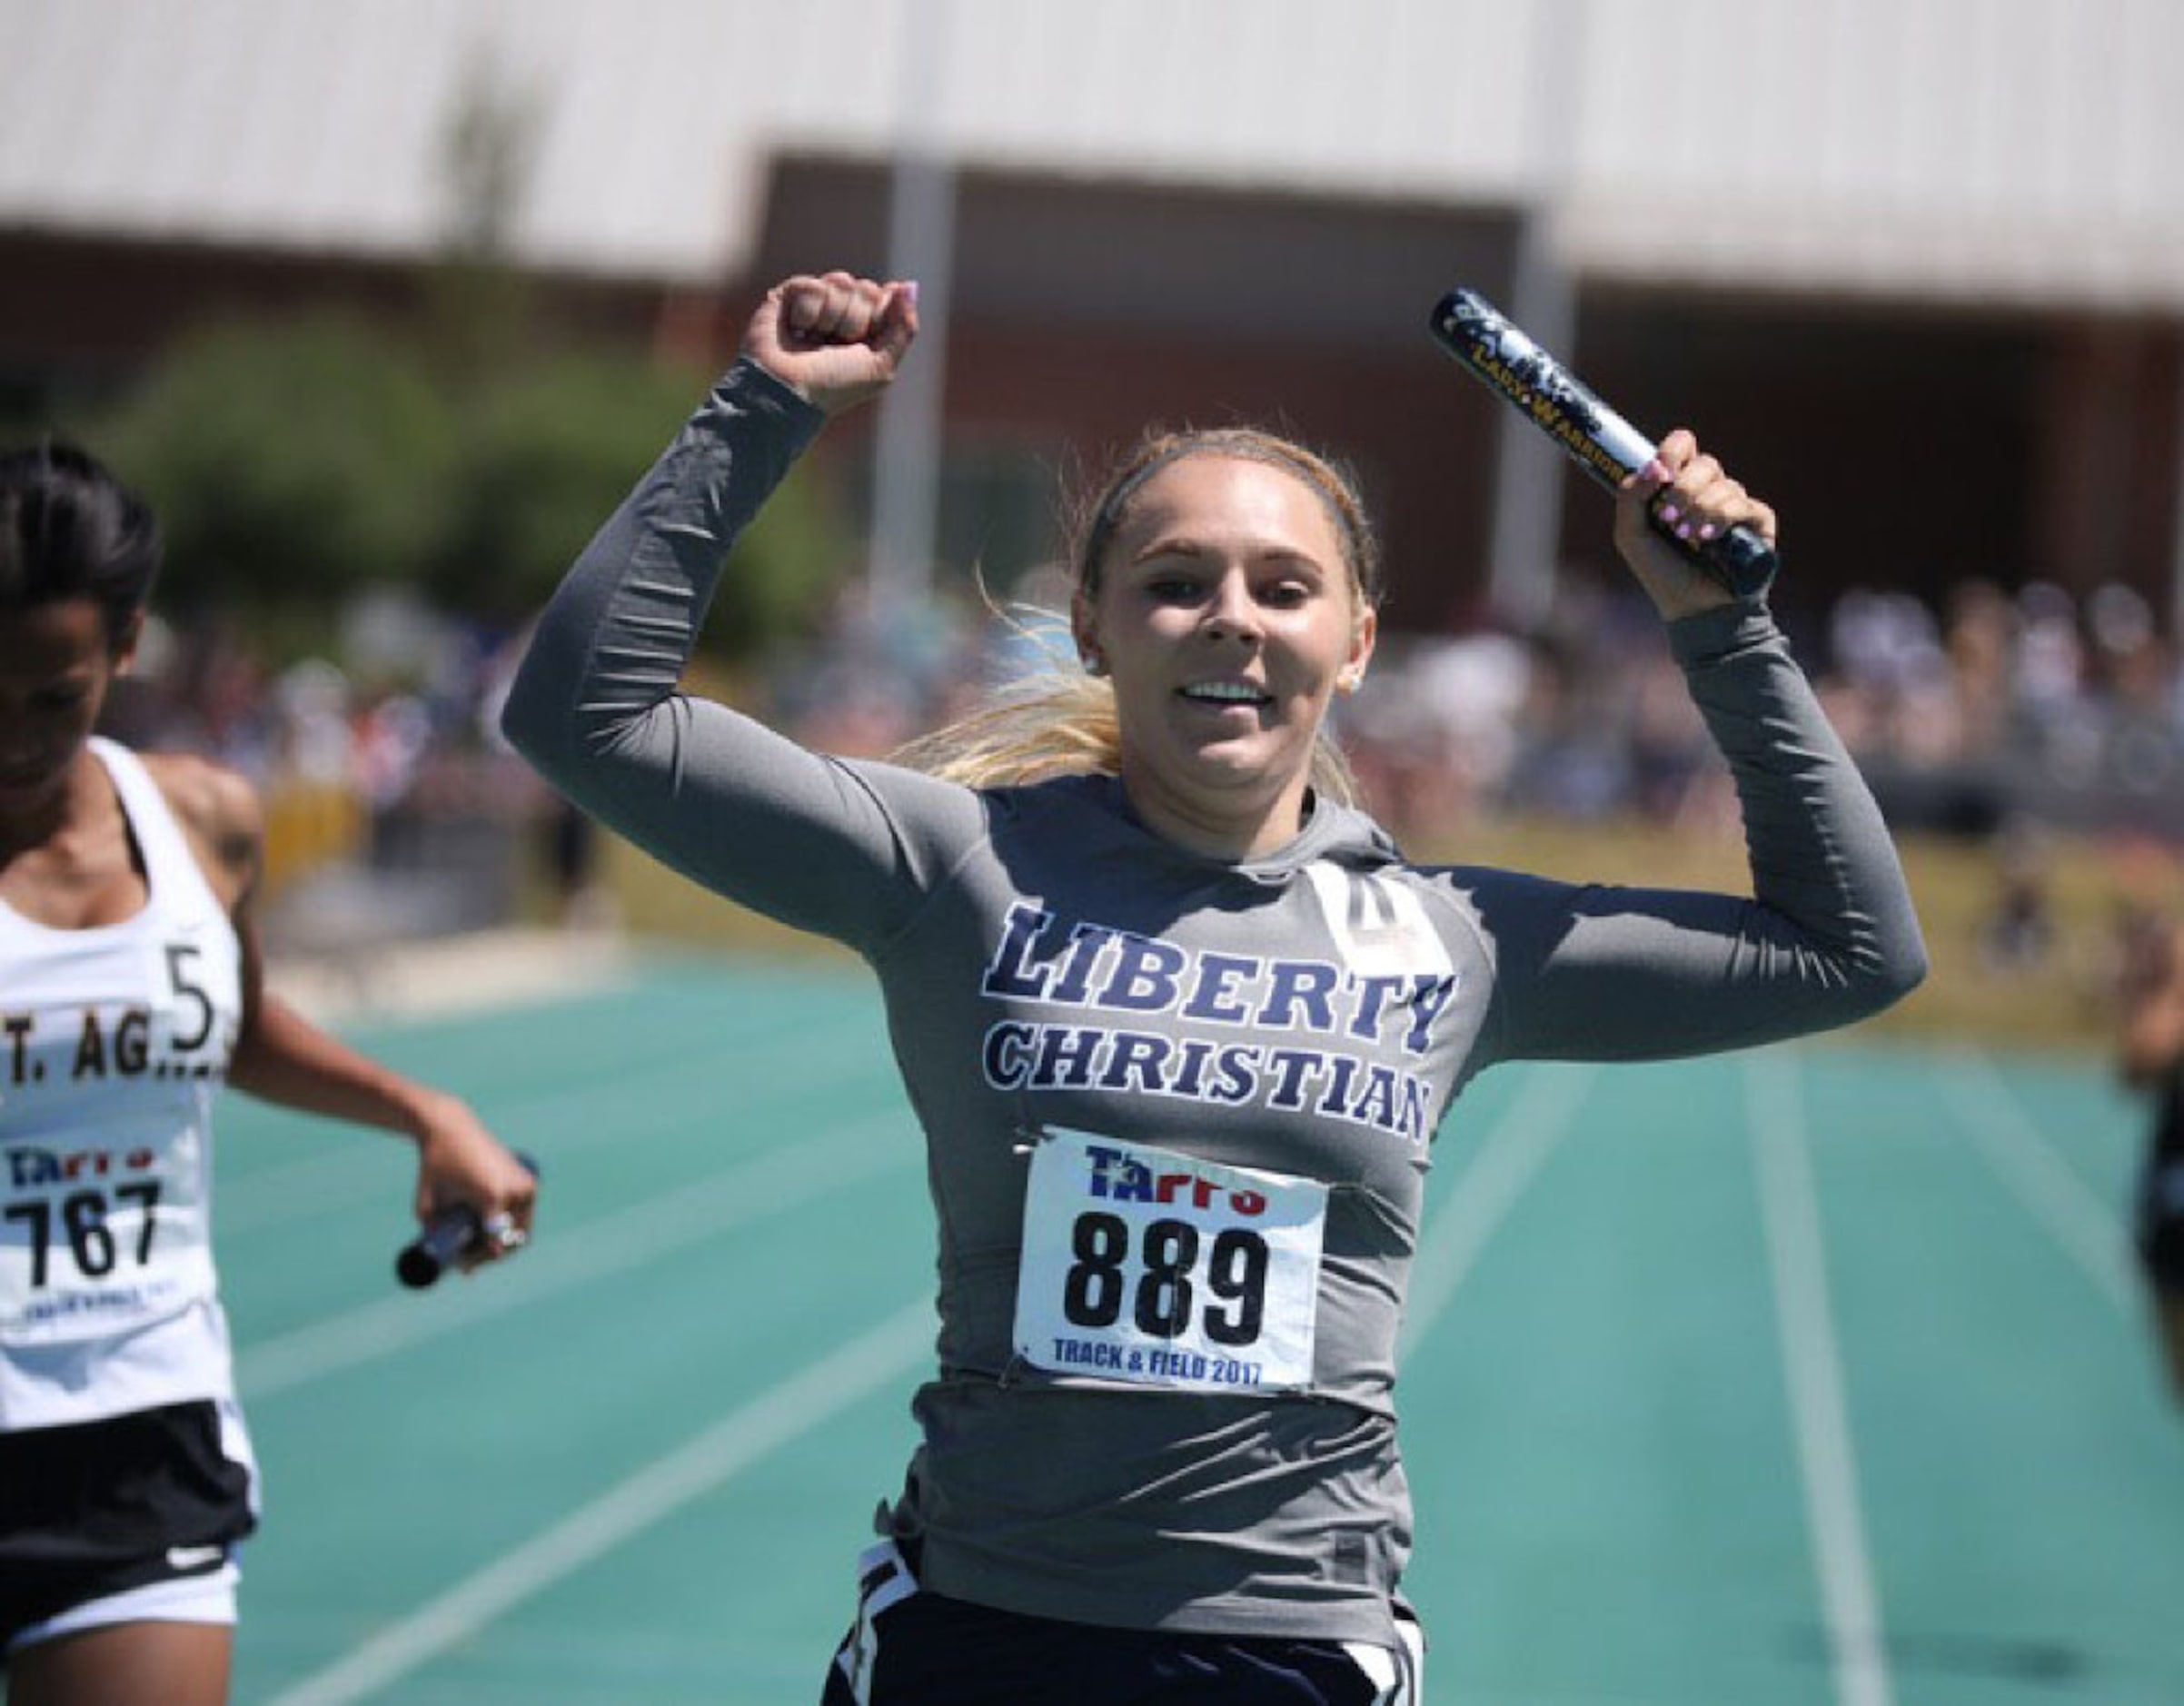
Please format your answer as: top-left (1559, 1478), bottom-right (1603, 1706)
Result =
top-left (3, 0), bottom-right (2180, 310)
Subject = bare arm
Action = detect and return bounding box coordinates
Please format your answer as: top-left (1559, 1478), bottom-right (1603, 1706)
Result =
top-left (152, 754), bottom-right (538, 1255)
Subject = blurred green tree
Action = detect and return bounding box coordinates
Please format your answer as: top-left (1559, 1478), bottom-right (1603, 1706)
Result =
top-left (427, 352), bottom-right (854, 660)
top-left (94, 319), bottom-right (856, 660)
top-left (78, 57), bottom-right (858, 662)
top-left (95, 313), bottom-right (456, 614)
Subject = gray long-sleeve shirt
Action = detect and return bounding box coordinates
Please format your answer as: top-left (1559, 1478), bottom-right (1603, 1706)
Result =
top-left (502, 358), bottom-right (1926, 1646)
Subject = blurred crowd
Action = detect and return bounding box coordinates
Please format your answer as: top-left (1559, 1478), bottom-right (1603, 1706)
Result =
top-left (763, 567), bottom-right (2184, 853)
top-left (1820, 577), bottom-right (2184, 840)
top-left (101, 569), bottom-right (2184, 968)
top-left (101, 593), bottom-right (582, 948)
top-left (756, 565), bottom-right (2184, 1027)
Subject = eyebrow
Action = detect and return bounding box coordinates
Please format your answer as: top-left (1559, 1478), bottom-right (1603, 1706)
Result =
top-left (1126, 536), bottom-right (1329, 575)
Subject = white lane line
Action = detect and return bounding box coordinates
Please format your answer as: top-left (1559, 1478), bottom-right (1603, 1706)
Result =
top-left (1399, 1064), bottom-right (1599, 1356)
top-left (216, 1011), bottom-right (888, 1235)
top-left (262, 1299), bottom-right (935, 1706)
top-left (1936, 1049), bottom-right (2138, 1314)
top-left (1748, 1051), bottom-right (1893, 1706)
top-left (237, 1109), bottom-right (918, 1398)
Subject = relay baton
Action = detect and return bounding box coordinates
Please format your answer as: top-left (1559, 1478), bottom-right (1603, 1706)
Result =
top-left (1428, 287), bottom-right (1777, 598)
top-left (396, 1150), bottom-right (539, 1289)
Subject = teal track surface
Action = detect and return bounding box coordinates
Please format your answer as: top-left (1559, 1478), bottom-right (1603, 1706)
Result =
top-left (214, 957), bottom-right (2184, 1704)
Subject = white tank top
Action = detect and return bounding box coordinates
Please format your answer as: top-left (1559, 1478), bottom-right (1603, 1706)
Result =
top-left (1, 738), bottom-right (245, 1429)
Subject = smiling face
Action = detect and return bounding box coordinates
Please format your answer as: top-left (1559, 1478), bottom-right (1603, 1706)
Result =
top-left (1073, 452), bottom-right (1376, 858)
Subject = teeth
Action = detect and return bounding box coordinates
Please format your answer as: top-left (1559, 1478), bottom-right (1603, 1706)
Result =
top-left (1183, 682), bottom-right (1266, 703)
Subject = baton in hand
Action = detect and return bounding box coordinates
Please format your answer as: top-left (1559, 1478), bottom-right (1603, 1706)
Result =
top-left (396, 1151), bottom-right (540, 1289)
top-left (1429, 286), bottom-right (1777, 598)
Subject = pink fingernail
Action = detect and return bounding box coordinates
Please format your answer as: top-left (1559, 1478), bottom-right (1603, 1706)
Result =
top-left (1698, 522), bottom-right (1719, 541)
top-left (1675, 522), bottom-right (1693, 541)
top-left (1658, 502), bottom-right (1682, 525)
top-left (904, 281), bottom-right (921, 309)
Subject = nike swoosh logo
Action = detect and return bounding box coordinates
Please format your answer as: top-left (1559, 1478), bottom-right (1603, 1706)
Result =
top-left (165, 1543), bottom-right (226, 1572)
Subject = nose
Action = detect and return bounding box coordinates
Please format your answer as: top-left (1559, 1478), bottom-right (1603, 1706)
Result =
top-left (1199, 570), bottom-right (1263, 644)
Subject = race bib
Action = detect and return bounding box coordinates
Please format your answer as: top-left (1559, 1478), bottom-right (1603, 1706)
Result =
top-left (1013, 1128), bottom-right (1327, 1394)
top-left (1, 1122), bottom-right (215, 1345)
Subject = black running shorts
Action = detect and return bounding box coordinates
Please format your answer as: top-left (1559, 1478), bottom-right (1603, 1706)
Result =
top-left (0, 1400), bottom-right (256, 1655)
